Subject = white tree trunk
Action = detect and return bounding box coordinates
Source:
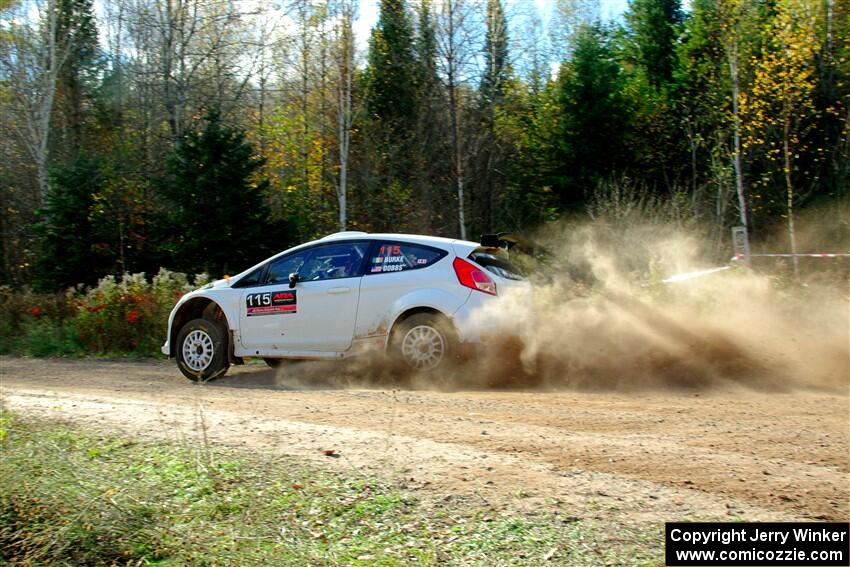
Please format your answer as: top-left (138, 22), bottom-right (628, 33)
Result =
top-left (783, 113), bottom-right (800, 278)
top-left (728, 40), bottom-right (749, 232)
top-left (439, 0), bottom-right (469, 240)
top-left (1, 0), bottom-right (67, 202)
top-left (334, 0), bottom-right (356, 232)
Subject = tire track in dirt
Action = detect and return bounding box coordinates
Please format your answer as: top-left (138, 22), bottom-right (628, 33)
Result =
top-left (1, 357), bottom-right (847, 523)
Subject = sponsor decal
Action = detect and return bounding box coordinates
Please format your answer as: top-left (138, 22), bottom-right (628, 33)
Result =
top-left (378, 245), bottom-right (402, 256)
top-left (246, 290), bottom-right (297, 316)
top-left (369, 244), bottom-right (425, 273)
top-left (372, 256), bottom-right (404, 264)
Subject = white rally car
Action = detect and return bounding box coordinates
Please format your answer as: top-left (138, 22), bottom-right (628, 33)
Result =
top-left (162, 232), bottom-right (527, 381)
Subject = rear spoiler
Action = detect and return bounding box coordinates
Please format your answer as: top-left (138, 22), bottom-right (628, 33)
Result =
top-left (480, 233), bottom-right (546, 256)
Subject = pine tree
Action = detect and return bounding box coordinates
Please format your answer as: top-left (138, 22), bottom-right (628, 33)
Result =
top-left (365, 0), bottom-right (419, 136)
top-left (159, 112), bottom-right (275, 276)
top-left (480, 0), bottom-right (509, 109)
top-left (411, 0), bottom-right (450, 232)
top-left (34, 154), bottom-right (108, 290)
top-left (626, 0), bottom-right (683, 88)
top-left (624, 0), bottom-right (689, 194)
top-left (55, 0), bottom-right (99, 159)
top-left (363, 0), bottom-right (419, 230)
top-left (415, 0), bottom-right (439, 92)
top-left (553, 24), bottom-right (630, 206)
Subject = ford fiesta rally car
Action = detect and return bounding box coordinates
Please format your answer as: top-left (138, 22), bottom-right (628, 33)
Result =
top-left (162, 232), bottom-right (527, 381)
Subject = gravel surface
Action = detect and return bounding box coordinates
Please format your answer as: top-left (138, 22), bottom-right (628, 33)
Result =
top-left (2, 356), bottom-right (847, 523)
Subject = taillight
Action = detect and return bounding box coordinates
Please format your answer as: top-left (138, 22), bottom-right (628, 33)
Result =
top-left (453, 257), bottom-right (497, 295)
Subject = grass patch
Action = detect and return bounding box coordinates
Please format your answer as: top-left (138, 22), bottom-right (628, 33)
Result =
top-left (0, 411), bottom-right (662, 566)
top-left (0, 318), bottom-right (85, 357)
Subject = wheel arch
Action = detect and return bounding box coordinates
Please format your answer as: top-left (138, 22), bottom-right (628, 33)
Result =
top-left (168, 297), bottom-right (231, 358)
top-left (387, 306), bottom-right (453, 351)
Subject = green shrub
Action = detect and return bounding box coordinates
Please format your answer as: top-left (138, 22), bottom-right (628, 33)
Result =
top-left (18, 318), bottom-right (82, 357)
top-left (0, 318), bottom-right (14, 355)
top-left (0, 286), bottom-right (78, 355)
top-left (0, 269), bottom-right (208, 357)
top-left (71, 269), bottom-right (205, 355)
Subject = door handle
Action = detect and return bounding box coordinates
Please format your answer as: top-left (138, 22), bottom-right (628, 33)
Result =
top-left (327, 287), bottom-right (350, 295)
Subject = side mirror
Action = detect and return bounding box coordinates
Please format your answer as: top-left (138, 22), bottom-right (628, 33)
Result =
top-left (288, 273), bottom-right (300, 289)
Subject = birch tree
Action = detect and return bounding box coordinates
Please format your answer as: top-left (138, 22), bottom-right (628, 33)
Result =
top-left (124, 0), bottom-right (252, 142)
top-left (435, 0), bottom-right (479, 239)
top-left (332, 0), bottom-right (356, 230)
top-left (0, 0), bottom-right (72, 200)
top-left (717, 0), bottom-right (755, 232)
top-left (742, 0), bottom-right (822, 276)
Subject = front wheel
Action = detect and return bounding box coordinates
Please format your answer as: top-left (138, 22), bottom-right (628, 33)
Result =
top-left (392, 313), bottom-right (455, 371)
top-left (176, 318), bottom-right (229, 381)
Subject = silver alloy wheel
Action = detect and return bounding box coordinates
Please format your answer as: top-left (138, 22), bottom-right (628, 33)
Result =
top-left (182, 329), bottom-right (214, 372)
top-left (401, 324), bottom-right (446, 369)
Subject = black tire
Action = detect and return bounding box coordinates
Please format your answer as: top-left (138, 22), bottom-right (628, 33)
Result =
top-left (391, 313), bottom-right (456, 372)
top-left (176, 318), bottom-right (229, 381)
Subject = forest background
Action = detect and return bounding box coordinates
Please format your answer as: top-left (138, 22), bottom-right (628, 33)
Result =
top-left (1, 0), bottom-right (848, 291)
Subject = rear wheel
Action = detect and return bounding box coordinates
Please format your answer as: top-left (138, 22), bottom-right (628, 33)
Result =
top-left (392, 313), bottom-right (455, 371)
top-left (176, 318), bottom-right (229, 381)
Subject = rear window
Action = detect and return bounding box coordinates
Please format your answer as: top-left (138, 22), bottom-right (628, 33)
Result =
top-left (367, 242), bottom-right (447, 274)
top-left (468, 251), bottom-right (525, 281)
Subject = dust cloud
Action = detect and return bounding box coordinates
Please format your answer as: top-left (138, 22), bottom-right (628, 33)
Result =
top-left (270, 220), bottom-right (848, 393)
top-left (459, 220), bottom-right (849, 392)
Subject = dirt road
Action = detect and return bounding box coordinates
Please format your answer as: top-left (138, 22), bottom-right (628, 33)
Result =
top-left (1, 356), bottom-right (847, 525)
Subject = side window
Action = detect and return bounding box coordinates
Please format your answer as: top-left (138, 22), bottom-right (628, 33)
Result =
top-left (232, 265), bottom-right (264, 288)
top-left (298, 242), bottom-right (368, 282)
top-left (367, 242), bottom-right (447, 274)
top-left (266, 250), bottom-right (311, 285)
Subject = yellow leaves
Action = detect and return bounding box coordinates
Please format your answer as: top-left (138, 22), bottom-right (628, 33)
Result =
top-left (740, 0), bottom-right (822, 156)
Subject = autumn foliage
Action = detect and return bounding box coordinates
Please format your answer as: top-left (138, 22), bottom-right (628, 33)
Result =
top-left (0, 0), bottom-right (847, 290)
top-left (0, 270), bottom-right (208, 356)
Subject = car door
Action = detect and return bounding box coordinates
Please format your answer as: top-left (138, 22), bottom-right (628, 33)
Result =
top-left (355, 241), bottom-right (449, 338)
top-left (238, 242), bottom-right (368, 353)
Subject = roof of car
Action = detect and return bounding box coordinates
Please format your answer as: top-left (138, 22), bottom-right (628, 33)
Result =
top-left (320, 231), bottom-right (476, 247)
top-left (319, 231), bottom-right (369, 240)
top-left (226, 232), bottom-right (481, 286)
